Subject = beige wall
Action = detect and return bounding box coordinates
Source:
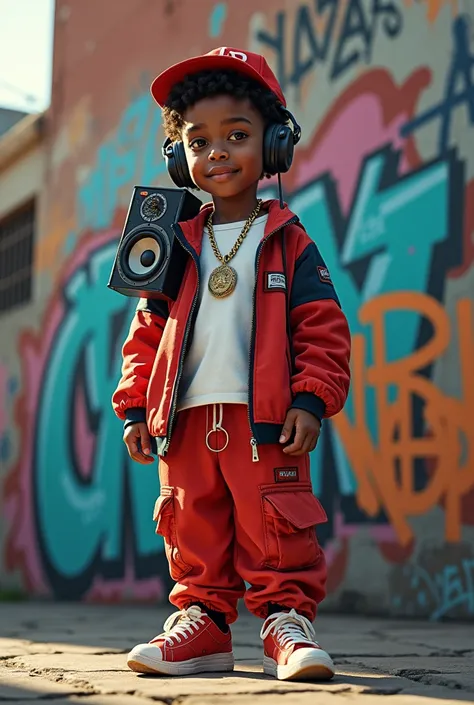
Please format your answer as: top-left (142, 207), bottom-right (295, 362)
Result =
top-left (0, 146), bottom-right (45, 218)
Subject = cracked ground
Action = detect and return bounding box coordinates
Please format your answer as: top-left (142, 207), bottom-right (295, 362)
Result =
top-left (0, 603), bottom-right (473, 704)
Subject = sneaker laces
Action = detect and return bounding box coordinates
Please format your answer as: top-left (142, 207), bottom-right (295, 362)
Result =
top-left (151, 605), bottom-right (206, 646)
top-left (260, 609), bottom-right (320, 649)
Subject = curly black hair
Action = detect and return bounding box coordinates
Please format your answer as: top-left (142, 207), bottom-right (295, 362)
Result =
top-left (162, 69), bottom-right (285, 141)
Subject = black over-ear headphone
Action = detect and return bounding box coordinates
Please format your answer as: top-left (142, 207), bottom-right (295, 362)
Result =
top-left (161, 107), bottom-right (302, 190)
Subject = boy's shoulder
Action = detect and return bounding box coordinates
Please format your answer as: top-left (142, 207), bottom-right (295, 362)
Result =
top-left (273, 202), bottom-right (314, 253)
top-left (261, 199), bottom-right (314, 254)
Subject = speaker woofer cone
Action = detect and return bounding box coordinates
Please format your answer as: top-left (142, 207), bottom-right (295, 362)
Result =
top-left (128, 237), bottom-right (161, 275)
top-left (118, 225), bottom-right (170, 285)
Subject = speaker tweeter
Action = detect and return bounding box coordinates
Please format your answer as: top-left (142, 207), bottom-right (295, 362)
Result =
top-left (108, 187), bottom-right (202, 301)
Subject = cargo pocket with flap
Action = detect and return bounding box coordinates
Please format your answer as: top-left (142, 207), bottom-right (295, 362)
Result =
top-left (261, 483), bottom-right (327, 571)
top-left (153, 486), bottom-right (192, 581)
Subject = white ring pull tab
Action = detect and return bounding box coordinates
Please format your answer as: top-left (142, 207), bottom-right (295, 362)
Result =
top-left (205, 404), bottom-right (229, 453)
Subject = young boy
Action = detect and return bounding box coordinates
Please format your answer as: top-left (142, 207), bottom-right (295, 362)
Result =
top-left (112, 47), bottom-right (351, 682)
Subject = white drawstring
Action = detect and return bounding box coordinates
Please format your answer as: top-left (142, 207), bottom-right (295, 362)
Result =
top-left (150, 606), bottom-right (206, 646)
top-left (205, 403), bottom-right (229, 452)
top-left (260, 609), bottom-right (320, 649)
top-left (214, 403), bottom-right (224, 431)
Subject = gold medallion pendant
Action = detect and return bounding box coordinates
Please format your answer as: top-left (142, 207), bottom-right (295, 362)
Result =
top-left (208, 264), bottom-right (237, 298)
top-left (206, 199), bottom-right (263, 299)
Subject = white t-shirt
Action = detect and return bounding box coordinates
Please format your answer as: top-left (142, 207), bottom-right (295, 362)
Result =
top-left (178, 214), bottom-right (268, 411)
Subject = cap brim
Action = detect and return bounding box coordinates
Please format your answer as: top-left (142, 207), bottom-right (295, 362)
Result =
top-left (151, 54), bottom-right (284, 107)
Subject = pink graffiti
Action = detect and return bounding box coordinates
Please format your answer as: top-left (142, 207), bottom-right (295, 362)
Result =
top-left (288, 68), bottom-right (430, 205)
top-left (74, 381), bottom-right (95, 480)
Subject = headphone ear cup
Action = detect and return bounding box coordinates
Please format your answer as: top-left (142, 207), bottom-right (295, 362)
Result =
top-left (263, 123), bottom-right (295, 176)
top-left (163, 140), bottom-right (196, 189)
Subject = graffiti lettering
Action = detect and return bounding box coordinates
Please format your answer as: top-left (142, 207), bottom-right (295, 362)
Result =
top-left (334, 293), bottom-right (474, 546)
top-left (390, 544), bottom-right (474, 620)
top-left (5, 235), bottom-right (170, 599)
top-left (35, 243), bottom-right (169, 597)
top-left (402, 16), bottom-right (474, 152)
top-left (5, 44), bottom-right (473, 604)
top-left (78, 94), bottom-right (166, 233)
top-left (262, 146), bottom-right (463, 536)
top-left (256, 0), bottom-right (402, 93)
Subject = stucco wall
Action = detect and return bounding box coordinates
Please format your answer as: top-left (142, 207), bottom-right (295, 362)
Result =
top-left (1, 0), bottom-right (473, 619)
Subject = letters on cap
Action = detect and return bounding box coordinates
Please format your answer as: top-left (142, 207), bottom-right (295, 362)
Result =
top-left (218, 47), bottom-right (248, 62)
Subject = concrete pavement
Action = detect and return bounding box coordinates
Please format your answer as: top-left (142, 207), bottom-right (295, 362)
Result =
top-left (0, 602), bottom-right (472, 704)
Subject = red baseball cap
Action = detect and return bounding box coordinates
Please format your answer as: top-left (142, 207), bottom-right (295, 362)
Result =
top-left (151, 47), bottom-right (286, 108)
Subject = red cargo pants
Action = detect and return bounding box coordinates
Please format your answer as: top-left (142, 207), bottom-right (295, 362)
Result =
top-left (154, 404), bottom-right (328, 624)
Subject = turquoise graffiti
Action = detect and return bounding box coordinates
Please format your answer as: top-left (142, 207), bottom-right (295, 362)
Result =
top-left (78, 92), bottom-right (167, 234)
top-left (390, 544), bottom-right (474, 620)
top-left (29, 145), bottom-right (462, 599)
top-left (209, 3), bottom-right (228, 38)
top-left (34, 242), bottom-right (168, 598)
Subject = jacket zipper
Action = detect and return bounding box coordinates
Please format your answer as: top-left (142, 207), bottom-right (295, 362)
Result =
top-left (247, 215), bottom-right (299, 462)
top-left (162, 223), bottom-right (200, 455)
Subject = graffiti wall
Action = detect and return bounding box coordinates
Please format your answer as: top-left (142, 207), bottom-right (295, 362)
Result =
top-left (1, 0), bottom-right (473, 618)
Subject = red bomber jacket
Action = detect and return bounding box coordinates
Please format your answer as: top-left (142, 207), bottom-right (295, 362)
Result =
top-left (112, 199), bottom-right (351, 457)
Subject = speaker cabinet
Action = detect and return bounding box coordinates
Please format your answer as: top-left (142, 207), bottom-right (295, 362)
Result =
top-left (107, 187), bottom-right (202, 300)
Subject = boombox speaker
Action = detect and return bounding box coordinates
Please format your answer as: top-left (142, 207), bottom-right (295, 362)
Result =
top-left (108, 187), bottom-right (202, 300)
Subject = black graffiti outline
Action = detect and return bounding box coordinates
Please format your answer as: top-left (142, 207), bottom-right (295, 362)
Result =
top-left (401, 15), bottom-right (474, 153)
top-left (256, 0), bottom-right (403, 95)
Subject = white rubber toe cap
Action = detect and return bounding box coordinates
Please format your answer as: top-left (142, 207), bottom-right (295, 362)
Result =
top-left (288, 647), bottom-right (334, 666)
top-left (128, 643), bottom-right (163, 667)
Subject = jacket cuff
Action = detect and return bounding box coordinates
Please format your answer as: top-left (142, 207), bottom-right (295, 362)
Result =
top-left (291, 392), bottom-right (325, 422)
top-left (124, 407), bottom-right (147, 431)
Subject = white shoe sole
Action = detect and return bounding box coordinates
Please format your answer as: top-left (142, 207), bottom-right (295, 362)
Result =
top-left (263, 653), bottom-right (335, 681)
top-left (127, 650), bottom-right (234, 676)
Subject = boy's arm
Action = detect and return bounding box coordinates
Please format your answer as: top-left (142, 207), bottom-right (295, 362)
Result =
top-left (112, 297), bottom-right (169, 424)
top-left (289, 238), bottom-right (351, 420)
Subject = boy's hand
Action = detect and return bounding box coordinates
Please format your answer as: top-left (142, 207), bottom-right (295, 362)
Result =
top-left (280, 409), bottom-right (321, 456)
top-left (123, 422), bottom-right (155, 464)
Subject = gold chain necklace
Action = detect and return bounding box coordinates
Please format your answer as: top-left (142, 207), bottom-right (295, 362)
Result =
top-left (206, 200), bottom-right (263, 298)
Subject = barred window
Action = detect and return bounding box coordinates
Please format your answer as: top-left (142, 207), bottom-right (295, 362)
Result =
top-left (0, 202), bottom-right (35, 313)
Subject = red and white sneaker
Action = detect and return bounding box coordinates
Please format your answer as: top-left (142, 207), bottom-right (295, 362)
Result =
top-left (260, 609), bottom-right (335, 681)
top-left (127, 605), bottom-right (234, 676)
